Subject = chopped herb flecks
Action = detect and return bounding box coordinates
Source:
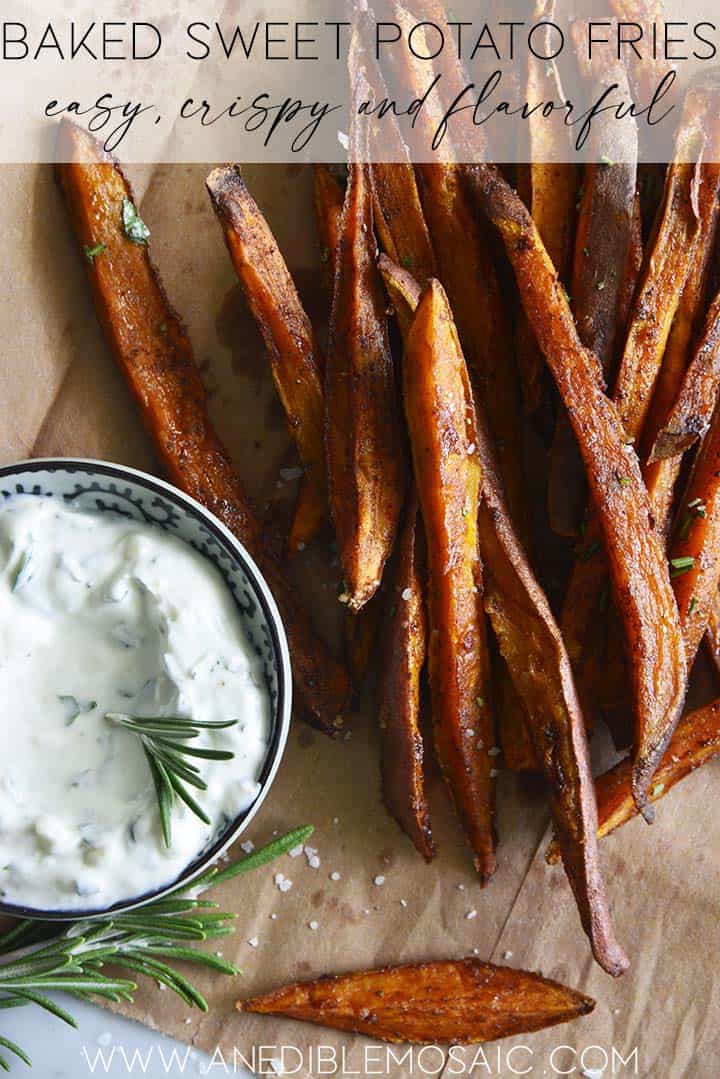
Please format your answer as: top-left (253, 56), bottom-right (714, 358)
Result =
top-left (670, 555), bottom-right (695, 578)
top-left (83, 242), bottom-right (106, 264)
top-left (122, 198), bottom-right (150, 246)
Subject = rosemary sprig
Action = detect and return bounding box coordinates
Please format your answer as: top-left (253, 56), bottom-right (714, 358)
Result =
top-left (0, 825), bottom-right (313, 1071)
top-left (106, 713), bottom-right (238, 847)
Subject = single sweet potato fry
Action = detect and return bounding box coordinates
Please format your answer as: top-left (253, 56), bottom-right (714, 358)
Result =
top-left (384, 261), bottom-right (626, 974)
top-left (649, 287), bottom-right (720, 464)
top-left (371, 163), bottom-right (437, 286)
top-left (516, 0), bottom-right (577, 417)
top-left (403, 280), bottom-right (496, 881)
top-left (378, 492), bottom-right (434, 861)
top-left (206, 167), bottom-right (327, 556)
top-left (56, 122), bottom-right (349, 733)
top-left (548, 47), bottom-right (637, 537)
top-left (548, 696), bottom-right (720, 861)
top-left (668, 401), bottom-right (720, 661)
top-left (239, 958), bottom-right (595, 1045)
top-left (326, 159), bottom-right (407, 611)
top-left (313, 164), bottom-right (344, 292)
top-left (383, 2), bottom-right (525, 533)
top-left (466, 163), bottom-right (687, 808)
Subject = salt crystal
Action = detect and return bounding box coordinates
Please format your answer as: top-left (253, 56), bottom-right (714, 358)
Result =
top-left (309, 920), bottom-right (319, 931)
top-left (247, 937), bottom-right (259, 948)
top-left (287, 845), bottom-right (304, 858)
top-left (374, 875), bottom-right (385, 887)
top-left (503, 950), bottom-right (513, 960)
top-left (308, 854), bottom-right (321, 869)
top-left (330, 871), bottom-right (341, 881)
top-left (465, 909), bottom-right (478, 920)
top-left (275, 872), bottom-right (293, 893)
top-left (399, 899), bottom-right (408, 908)
top-left (401, 587), bottom-right (412, 601)
top-left (240, 840), bottom-right (255, 854)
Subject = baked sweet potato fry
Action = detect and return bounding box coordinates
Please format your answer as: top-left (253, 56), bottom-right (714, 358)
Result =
top-left (515, 0), bottom-right (576, 417)
top-left (641, 167), bottom-right (720, 529)
top-left (668, 400), bottom-right (720, 661)
top-left (206, 167), bottom-right (327, 556)
top-left (548, 696), bottom-right (720, 861)
top-left (384, 262), bottom-right (627, 975)
top-left (649, 286), bottom-right (720, 464)
top-left (403, 280), bottom-right (496, 881)
top-left (371, 162), bottom-right (436, 286)
top-left (383, 2), bottom-right (525, 533)
top-left (465, 163), bottom-right (687, 808)
top-left (612, 98), bottom-right (707, 442)
top-left (378, 493), bottom-right (433, 861)
top-left (239, 958), bottom-right (595, 1045)
top-left (548, 47), bottom-right (637, 537)
top-left (56, 121), bottom-right (349, 733)
top-left (326, 158), bottom-right (406, 611)
top-left (313, 164), bottom-right (344, 292)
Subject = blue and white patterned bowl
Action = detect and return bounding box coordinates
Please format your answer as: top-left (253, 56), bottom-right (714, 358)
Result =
top-left (0, 458), bottom-right (292, 921)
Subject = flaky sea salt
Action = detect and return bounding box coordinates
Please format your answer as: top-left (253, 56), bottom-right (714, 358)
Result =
top-left (374, 875), bottom-right (385, 887)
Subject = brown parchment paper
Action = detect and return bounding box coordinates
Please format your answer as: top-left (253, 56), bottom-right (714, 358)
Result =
top-left (1, 161), bottom-right (718, 1078)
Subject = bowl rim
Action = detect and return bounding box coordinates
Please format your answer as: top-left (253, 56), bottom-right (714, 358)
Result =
top-left (0, 456), bottom-right (292, 922)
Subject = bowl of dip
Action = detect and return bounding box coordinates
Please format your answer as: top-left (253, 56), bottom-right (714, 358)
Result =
top-left (0, 458), bottom-right (291, 920)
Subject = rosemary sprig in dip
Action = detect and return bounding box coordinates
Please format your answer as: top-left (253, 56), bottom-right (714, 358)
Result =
top-left (106, 714), bottom-right (239, 847)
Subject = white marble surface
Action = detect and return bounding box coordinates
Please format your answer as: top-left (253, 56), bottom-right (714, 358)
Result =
top-left (0, 997), bottom-right (254, 1077)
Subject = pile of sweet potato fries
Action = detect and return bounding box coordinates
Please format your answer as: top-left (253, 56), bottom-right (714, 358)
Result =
top-left (52, 8), bottom-right (720, 1040)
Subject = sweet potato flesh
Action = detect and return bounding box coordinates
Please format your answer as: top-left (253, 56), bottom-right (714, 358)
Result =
top-left (404, 281), bottom-right (496, 881)
top-left (326, 162), bottom-right (406, 611)
top-left (378, 494), bottom-right (433, 861)
top-left (313, 164), bottom-right (344, 292)
top-left (466, 163), bottom-right (687, 808)
top-left (56, 122), bottom-right (349, 733)
top-left (206, 166), bottom-right (327, 555)
top-left (239, 958), bottom-right (595, 1045)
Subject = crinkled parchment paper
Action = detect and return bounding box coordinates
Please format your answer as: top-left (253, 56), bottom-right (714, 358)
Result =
top-left (1, 161), bottom-right (718, 1078)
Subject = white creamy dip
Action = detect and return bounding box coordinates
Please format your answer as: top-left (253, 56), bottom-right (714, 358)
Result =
top-left (0, 495), bottom-right (271, 910)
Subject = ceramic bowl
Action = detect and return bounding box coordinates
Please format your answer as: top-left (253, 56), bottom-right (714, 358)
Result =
top-left (0, 457), bottom-right (292, 920)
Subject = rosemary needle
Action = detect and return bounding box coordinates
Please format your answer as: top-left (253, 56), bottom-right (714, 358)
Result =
top-left (106, 713), bottom-right (238, 847)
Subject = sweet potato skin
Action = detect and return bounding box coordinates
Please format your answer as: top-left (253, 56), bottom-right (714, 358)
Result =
top-left (326, 162), bottom-right (406, 611)
top-left (313, 164), bottom-right (344, 292)
top-left (466, 163), bottom-right (687, 808)
top-left (669, 401), bottom-right (720, 661)
top-left (371, 163), bottom-right (437, 286)
top-left (239, 958), bottom-right (595, 1045)
top-left (548, 697), bottom-right (720, 860)
top-left (386, 265), bottom-right (625, 973)
top-left (378, 493), bottom-right (433, 861)
top-left (547, 47), bottom-right (637, 539)
top-left (649, 288), bottom-right (720, 463)
top-left (404, 281), bottom-right (496, 881)
top-left (206, 166), bottom-right (327, 555)
top-left (56, 122), bottom-right (349, 733)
